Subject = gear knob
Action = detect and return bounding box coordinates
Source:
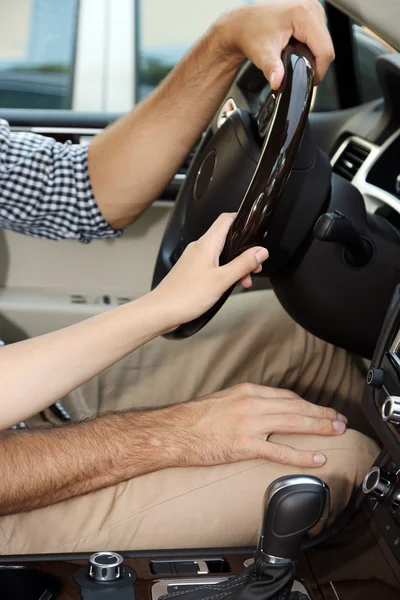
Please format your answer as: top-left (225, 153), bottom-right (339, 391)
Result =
top-left (256, 475), bottom-right (330, 564)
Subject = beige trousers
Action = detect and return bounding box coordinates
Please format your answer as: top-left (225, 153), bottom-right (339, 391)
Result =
top-left (0, 291), bottom-right (379, 555)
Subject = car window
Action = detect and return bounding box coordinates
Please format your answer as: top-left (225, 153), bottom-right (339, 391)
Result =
top-left (136, 0), bottom-right (247, 101)
top-left (354, 26), bottom-right (394, 103)
top-left (314, 1), bottom-right (393, 111)
top-left (0, 0), bottom-right (79, 110)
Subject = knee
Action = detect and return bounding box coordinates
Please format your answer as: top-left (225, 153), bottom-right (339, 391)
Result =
top-left (270, 428), bottom-right (380, 516)
top-left (321, 428), bottom-right (379, 477)
top-left (314, 429), bottom-right (380, 516)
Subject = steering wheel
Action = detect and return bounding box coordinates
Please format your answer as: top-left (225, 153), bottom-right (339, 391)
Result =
top-left (152, 42), bottom-right (324, 339)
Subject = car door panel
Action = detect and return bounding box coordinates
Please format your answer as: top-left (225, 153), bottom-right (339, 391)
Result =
top-left (0, 111), bottom-right (175, 342)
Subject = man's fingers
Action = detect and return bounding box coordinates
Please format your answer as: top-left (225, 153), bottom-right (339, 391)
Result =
top-left (254, 439), bottom-right (326, 468)
top-left (260, 413), bottom-right (346, 437)
top-left (251, 396), bottom-right (347, 423)
top-left (292, 8), bottom-right (335, 84)
top-left (221, 246), bottom-right (269, 287)
top-left (260, 52), bottom-right (285, 90)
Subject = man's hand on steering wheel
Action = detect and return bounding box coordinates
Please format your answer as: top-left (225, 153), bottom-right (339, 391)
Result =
top-left (153, 214), bottom-right (269, 331)
top-left (218, 0), bottom-right (334, 89)
top-left (153, 1), bottom-right (334, 338)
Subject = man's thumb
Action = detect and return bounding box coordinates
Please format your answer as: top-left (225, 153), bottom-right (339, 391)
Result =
top-left (262, 57), bottom-right (284, 90)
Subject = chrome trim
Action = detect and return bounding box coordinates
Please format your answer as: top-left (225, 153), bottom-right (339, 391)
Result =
top-left (331, 131), bottom-right (400, 216)
top-left (382, 396), bottom-right (400, 423)
top-left (243, 558), bottom-right (254, 568)
top-left (362, 466), bottom-right (381, 494)
top-left (151, 578), bottom-right (229, 600)
top-left (390, 328), bottom-right (400, 353)
top-left (89, 551), bottom-right (123, 582)
top-left (194, 561), bottom-right (209, 575)
top-left (217, 98), bottom-right (238, 129)
top-left (259, 552), bottom-right (292, 565)
top-left (266, 475), bottom-right (328, 503)
top-left (329, 581), bottom-right (340, 600)
top-left (172, 174), bottom-right (186, 185)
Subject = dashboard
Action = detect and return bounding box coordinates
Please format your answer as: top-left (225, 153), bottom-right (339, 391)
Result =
top-left (331, 130), bottom-right (400, 220)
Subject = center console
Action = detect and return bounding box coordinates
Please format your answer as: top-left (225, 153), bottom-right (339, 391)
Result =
top-left (3, 289), bottom-right (400, 599)
top-left (362, 283), bottom-right (400, 566)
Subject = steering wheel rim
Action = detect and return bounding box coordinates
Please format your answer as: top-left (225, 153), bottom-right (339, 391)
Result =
top-left (152, 41), bottom-right (315, 339)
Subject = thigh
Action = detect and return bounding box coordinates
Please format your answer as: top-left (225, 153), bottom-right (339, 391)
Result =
top-left (62, 291), bottom-right (367, 431)
top-left (0, 429), bottom-right (379, 555)
top-left (62, 290), bottom-right (297, 419)
top-left (62, 291), bottom-right (367, 430)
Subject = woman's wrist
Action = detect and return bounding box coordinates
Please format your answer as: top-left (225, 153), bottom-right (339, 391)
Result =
top-left (135, 289), bottom-right (180, 337)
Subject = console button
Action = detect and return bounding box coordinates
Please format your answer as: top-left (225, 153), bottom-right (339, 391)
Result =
top-left (362, 467), bottom-right (396, 501)
top-left (151, 560), bottom-right (209, 576)
top-left (150, 561), bottom-right (173, 576)
top-left (382, 396), bottom-right (400, 424)
top-left (367, 368), bottom-right (385, 388)
top-left (89, 552), bottom-right (124, 582)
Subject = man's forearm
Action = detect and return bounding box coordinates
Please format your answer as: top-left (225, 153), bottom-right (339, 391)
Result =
top-left (0, 409), bottom-right (177, 515)
top-left (88, 19), bottom-right (242, 229)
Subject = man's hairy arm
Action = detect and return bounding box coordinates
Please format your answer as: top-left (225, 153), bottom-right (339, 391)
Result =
top-left (0, 384), bottom-right (348, 515)
top-left (0, 410), bottom-right (175, 515)
top-left (89, 0), bottom-right (334, 230)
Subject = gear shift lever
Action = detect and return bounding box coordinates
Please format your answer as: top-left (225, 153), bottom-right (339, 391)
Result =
top-left (158, 476), bottom-right (330, 600)
top-left (257, 475), bottom-right (330, 564)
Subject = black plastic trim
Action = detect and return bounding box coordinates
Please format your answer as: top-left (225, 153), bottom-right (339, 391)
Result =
top-left (326, 3), bottom-right (361, 109)
top-left (0, 547), bottom-right (254, 564)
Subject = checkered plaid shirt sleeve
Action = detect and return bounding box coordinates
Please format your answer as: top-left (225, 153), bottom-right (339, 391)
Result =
top-left (0, 119), bottom-right (123, 243)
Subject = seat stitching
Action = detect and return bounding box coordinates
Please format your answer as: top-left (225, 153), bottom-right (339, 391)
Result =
top-left (47, 445), bottom-right (377, 552)
top-left (46, 462), bottom-right (266, 551)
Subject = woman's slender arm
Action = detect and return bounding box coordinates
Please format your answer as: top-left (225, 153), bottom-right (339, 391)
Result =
top-left (0, 215), bottom-right (268, 430)
top-left (0, 293), bottom-right (169, 430)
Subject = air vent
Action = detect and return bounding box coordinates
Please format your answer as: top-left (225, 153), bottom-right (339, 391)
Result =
top-left (333, 140), bottom-right (371, 181)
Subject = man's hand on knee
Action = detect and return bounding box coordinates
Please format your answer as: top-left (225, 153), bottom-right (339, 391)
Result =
top-left (160, 383), bottom-right (347, 469)
top-left (0, 383), bottom-right (347, 514)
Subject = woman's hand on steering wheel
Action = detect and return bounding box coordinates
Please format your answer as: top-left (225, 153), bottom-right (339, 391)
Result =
top-left (153, 213), bottom-right (269, 331)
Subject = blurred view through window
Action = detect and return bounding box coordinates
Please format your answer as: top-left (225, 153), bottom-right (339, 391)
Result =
top-left (0, 0), bottom-right (78, 109)
top-left (136, 0), bottom-right (247, 101)
top-left (0, 0), bottom-right (395, 112)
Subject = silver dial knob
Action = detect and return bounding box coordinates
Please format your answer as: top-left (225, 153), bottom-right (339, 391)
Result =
top-left (382, 396), bottom-right (400, 424)
top-left (362, 466), bottom-right (396, 501)
top-left (89, 552), bottom-right (124, 582)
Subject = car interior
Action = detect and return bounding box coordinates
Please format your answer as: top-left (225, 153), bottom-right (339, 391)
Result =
top-left (1, 0), bottom-right (400, 598)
